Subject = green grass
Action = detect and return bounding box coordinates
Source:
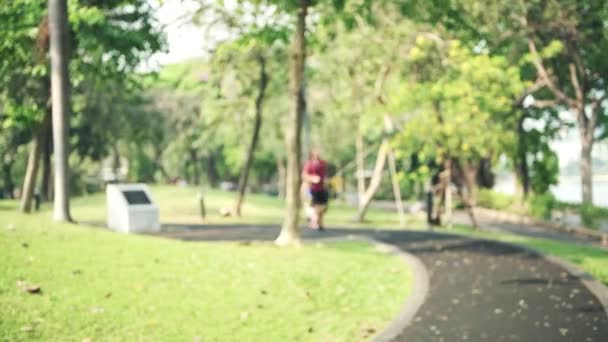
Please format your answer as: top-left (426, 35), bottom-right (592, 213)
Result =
top-left (451, 224), bottom-right (608, 285)
top-left (66, 185), bottom-right (418, 229)
top-left (0, 191), bottom-right (412, 341)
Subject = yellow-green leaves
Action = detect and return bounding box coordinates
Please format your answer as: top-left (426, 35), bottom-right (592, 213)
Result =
top-left (393, 38), bottom-right (525, 166)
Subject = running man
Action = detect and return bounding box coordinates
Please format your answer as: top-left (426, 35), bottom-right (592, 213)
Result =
top-left (302, 150), bottom-right (329, 230)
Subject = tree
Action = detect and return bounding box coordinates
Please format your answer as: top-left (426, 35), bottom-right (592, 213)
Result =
top-left (275, 0), bottom-right (310, 246)
top-left (2, 0), bottom-right (164, 214)
top-left (399, 0), bottom-right (608, 205)
top-left (234, 54), bottom-right (268, 216)
top-left (193, 1), bottom-right (289, 215)
top-left (48, 0), bottom-right (72, 221)
top-left (308, 4), bottom-right (415, 222)
top-left (392, 37), bottom-right (525, 227)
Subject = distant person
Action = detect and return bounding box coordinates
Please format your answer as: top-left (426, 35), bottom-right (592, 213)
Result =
top-left (302, 150), bottom-right (329, 230)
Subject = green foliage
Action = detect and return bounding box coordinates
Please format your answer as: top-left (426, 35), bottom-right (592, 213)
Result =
top-left (528, 193), bottom-right (557, 220)
top-left (477, 189), bottom-right (515, 211)
top-left (529, 145), bottom-right (559, 194)
top-left (578, 204), bottom-right (608, 230)
top-left (394, 37), bottom-right (525, 166)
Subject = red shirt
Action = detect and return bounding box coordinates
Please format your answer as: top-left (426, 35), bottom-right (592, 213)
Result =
top-left (303, 159), bottom-right (327, 192)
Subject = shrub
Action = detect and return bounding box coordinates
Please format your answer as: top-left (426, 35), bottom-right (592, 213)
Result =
top-left (579, 204), bottom-right (608, 230)
top-left (477, 189), bottom-right (515, 210)
top-left (528, 193), bottom-right (557, 220)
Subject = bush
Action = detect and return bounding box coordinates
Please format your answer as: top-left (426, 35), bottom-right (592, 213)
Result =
top-left (528, 193), bottom-right (557, 220)
top-left (477, 189), bottom-right (515, 210)
top-left (579, 204), bottom-right (608, 230)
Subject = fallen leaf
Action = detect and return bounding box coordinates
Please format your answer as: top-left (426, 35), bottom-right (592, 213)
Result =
top-left (21, 243), bottom-right (29, 248)
top-left (20, 325), bottom-right (34, 332)
top-left (91, 307), bottom-right (105, 314)
top-left (260, 290), bottom-right (267, 295)
top-left (105, 293), bottom-right (112, 299)
top-left (24, 286), bottom-right (42, 294)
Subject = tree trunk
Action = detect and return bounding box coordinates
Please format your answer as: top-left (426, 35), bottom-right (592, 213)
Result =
top-left (111, 143), bottom-right (121, 181)
top-left (387, 147), bottom-right (405, 226)
top-left (19, 139), bottom-right (42, 213)
top-left (514, 115), bottom-right (530, 199)
top-left (276, 0), bottom-right (309, 246)
top-left (461, 160), bottom-right (479, 228)
top-left (355, 141), bottom-right (389, 222)
top-left (40, 124), bottom-right (52, 201)
top-left (1, 154), bottom-right (15, 199)
top-left (151, 144), bottom-right (169, 183)
top-left (49, 0), bottom-right (72, 222)
top-left (580, 135), bottom-right (593, 204)
top-left (19, 113), bottom-right (51, 213)
top-left (356, 129), bottom-right (366, 200)
top-left (443, 158), bottom-right (453, 228)
top-left (235, 56), bottom-right (268, 216)
top-left (190, 150), bottom-right (200, 185)
top-left (205, 153), bottom-right (218, 187)
top-left (576, 97), bottom-right (602, 205)
top-left (277, 157), bottom-right (286, 199)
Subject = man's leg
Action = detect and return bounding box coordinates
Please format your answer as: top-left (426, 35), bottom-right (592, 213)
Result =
top-left (314, 205), bottom-right (327, 229)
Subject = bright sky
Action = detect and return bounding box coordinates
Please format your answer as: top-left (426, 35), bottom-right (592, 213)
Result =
top-left (147, 0), bottom-right (208, 68)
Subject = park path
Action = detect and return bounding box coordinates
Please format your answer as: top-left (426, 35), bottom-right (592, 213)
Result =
top-left (370, 200), bottom-right (604, 248)
top-left (156, 224), bottom-right (608, 341)
top-left (451, 210), bottom-right (606, 248)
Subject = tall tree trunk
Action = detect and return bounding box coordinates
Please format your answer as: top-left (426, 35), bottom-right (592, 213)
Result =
top-left (19, 139), bottom-right (42, 213)
top-left (205, 153), bottom-right (218, 187)
top-left (444, 158), bottom-right (453, 228)
top-left (190, 150), bottom-right (200, 185)
top-left (356, 142), bottom-right (389, 222)
top-left (111, 143), bottom-right (121, 181)
top-left (1, 154), bottom-right (15, 199)
top-left (40, 124), bottom-right (52, 201)
top-left (579, 105), bottom-right (594, 204)
top-left (356, 129), bottom-right (366, 200)
top-left (276, 0), bottom-right (309, 246)
top-left (235, 56), bottom-right (268, 216)
top-left (277, 157), bottom-right (286, 199)
top-left (460, 160), bottom-right (479, 228)
top-left (580, 135), bottom-right (593, 204)
top-left (514, 115), bottom-right (530, 199)
top-left (387, 147), bottom-right (405, 226)
top-left (383, 115), bottom-right (405, 225)
top-left (19, 113), bottom-right (51, 213)
top-left (151, 144), bottom-right (169, 183)
top-left (49, 0), bottom-right (72, 222)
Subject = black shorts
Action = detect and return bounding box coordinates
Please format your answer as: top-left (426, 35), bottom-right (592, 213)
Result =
top-left (310, 189), bottom-right (329, 205)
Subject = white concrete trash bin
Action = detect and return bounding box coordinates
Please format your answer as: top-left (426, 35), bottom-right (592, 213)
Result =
top-left (106, 184), bottom-right (160, 233)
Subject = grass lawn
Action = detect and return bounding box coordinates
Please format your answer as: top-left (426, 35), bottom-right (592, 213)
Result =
top-left (451, 224), bottom-right (608, 285)
top-left (0, 189), bottom-right (413, 341)
top-left (66, 185), bottom-right (421, 229)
